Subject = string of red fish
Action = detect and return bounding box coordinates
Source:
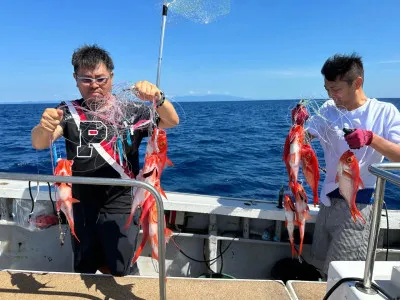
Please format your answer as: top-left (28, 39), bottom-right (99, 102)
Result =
top-left (283, 104), bottom-right (366, 259)
top-left (282, 105), bottom-right (320, 258)
top-left (125, 127), bottom-right (173, 265)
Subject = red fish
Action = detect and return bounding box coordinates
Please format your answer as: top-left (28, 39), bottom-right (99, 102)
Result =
top-left (148, 201), bottom-right (173, 260)
top-left (29, 214), bottom-right (58, 229)
top-left (130, 197), bottom-right (153, 264)
top-left (54, 159), bottom-right (80, 242)
top-left (290, 182), bottom-right (311, 257)
top-left (283, 125), bottom-right (304, 184)
top-left (335, 150), bottom-right (366, 223)
top-left (126, 128), bottom-right (173, 228)
top-left (284, 194), bottom-right (297, 258)
top-left (127, 128), bottom-right (173, 265)
top-left (300, 144), bottom-right (320, 206)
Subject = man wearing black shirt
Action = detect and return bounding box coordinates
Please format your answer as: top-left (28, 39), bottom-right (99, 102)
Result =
top-left (31, 44), bottom-right (179, 276)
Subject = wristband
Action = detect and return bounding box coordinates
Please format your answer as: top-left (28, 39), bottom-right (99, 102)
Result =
top-left (156, 91), bottom-right (165, 108)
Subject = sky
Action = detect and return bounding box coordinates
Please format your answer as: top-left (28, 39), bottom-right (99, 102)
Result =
top-left (1, 0), bottom-right (400, 102)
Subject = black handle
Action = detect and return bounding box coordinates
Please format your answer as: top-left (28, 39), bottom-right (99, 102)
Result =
top-left (343, 128), bottom-right (355, 137)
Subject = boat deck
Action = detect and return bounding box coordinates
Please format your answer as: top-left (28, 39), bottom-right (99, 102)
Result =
top-left (286, 280), bottom-right (327, 300)
top-left (0, 270), bottom-right (293, 300)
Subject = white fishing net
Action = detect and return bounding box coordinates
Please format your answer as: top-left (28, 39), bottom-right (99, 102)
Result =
top-left (165, 0), bottom-right (231, 24)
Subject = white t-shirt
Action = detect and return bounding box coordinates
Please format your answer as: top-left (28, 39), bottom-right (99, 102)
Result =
top-left (306, 98), bottom-right (400, 206)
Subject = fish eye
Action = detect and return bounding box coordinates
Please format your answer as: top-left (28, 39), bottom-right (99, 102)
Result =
top-left (347, 157), bottom-right (353, 163)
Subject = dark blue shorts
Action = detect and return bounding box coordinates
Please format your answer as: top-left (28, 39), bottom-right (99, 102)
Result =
top-left (326, 188), bottom-right (374, 204)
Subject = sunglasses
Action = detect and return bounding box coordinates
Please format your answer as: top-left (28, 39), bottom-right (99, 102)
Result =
top-left (76, 76), bottom-right (110, 85)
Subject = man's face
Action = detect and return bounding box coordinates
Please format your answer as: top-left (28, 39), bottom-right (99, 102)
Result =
top-left (73, 63), bottom-right (113, 101)
top-left (324, 78), bottom-right (355, 107)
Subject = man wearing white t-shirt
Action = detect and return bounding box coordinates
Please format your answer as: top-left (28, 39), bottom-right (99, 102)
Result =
top-left (292, 53), bottom-right (400, 277)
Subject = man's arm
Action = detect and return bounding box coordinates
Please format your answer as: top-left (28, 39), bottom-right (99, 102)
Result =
top-left (369, 134), bottom-right (400, 162)
top-left (133, 81), bottom-right (179, 129)
top-left (31, 125), bottom-right (63, 150)
top-left (156, 99), bottom-right (179, 129)
top-left (31, 108), bottom-right (64, 150)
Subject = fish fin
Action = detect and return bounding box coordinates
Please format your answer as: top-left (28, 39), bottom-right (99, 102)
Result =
top-left (70, 198), bottom-right (80, 204)
top-left (283, 135), bottom-right (291, 161)
top-left (164, 228), bottom-right (173, 243)
top-left (351, 207), bottom-right (366, 224)
top-left (290, 240), bottom-right (297, 258)
top-left (359, 178), bottom-right (365, 189)
top-left (294, 220), bottom-right (302, 227)
top-left (284, 220), bottom-right (288, 227)
top-left (166, 158), bottom-right (174, 167)
top-left (159, 187), bottom-right (168, 199)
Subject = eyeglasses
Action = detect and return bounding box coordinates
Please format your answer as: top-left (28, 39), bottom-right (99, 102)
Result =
top-left (76, 76), bottom-right (110, 85)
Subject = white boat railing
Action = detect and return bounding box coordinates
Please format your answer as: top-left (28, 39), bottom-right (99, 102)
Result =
top-left (361, 163), bottom-right (400, 295)
top-left (0, 172), bottom-right (167, 300)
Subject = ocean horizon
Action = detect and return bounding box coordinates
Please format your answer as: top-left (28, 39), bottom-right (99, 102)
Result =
top-left (1, 99), bottom-right (399, 209)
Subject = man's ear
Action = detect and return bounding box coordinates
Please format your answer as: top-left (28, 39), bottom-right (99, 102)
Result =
top-left (354, 77), bottom-right (363, 89)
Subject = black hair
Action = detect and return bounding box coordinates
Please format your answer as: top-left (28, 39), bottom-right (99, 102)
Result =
top-left (71, 44), bottom-right (114, 73)
top-left (321, 53), bottom-right (364, 85)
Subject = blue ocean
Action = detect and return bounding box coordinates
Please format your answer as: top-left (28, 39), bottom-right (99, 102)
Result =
top-left (1, 99), bottom-right (399, 209)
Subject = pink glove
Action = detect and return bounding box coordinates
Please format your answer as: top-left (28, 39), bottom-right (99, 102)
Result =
top-left (291, 104), bottom-right (309, 126)
top-left (343, 128), bottom-right (373, 149)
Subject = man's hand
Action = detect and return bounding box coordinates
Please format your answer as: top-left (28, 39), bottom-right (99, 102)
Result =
top-left (343, 128), bottom-right (373, 149)
top-left (133, 80), bottom-right (162, 102)
top-left (291, 104), bottom-right (309, 126)
top-left (40, 108), bottom-right (63, 133)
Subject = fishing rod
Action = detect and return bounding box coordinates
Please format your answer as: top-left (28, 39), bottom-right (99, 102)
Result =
top-left (156, 0), bottom-right (176, 88)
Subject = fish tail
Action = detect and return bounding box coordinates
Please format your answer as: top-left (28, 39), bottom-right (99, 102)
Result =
top-left (298, 224), bottom-right (305, 257)
top-left (289, 237), bottom-right (297, 258)
top-left (313, 193), bottom-right (319, 207)
top-left (131, 236), bottom-right (147, 265)
top-left (164, 228), bottom-right (173, 243)
top-left (71, 229), bottom-right (80, 243)
top-left (151, 234), bottom-right (159, 260)
top-left (351, 206), bottom-right (366, 224)
top-left (67, 218), bottom-right (80, 242)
